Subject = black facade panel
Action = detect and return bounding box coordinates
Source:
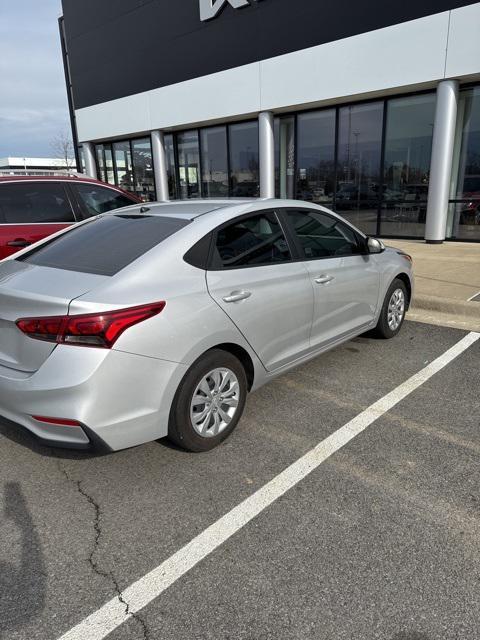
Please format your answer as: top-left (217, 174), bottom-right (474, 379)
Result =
top-left (62, 0), bottom-right (477, 110)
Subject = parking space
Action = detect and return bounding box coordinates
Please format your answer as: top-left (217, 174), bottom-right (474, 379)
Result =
top-left (1, 321), bottom-right (479, 640)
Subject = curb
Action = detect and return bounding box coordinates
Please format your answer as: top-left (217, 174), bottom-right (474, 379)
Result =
top-left (411, 294), bottom-right (480, 320)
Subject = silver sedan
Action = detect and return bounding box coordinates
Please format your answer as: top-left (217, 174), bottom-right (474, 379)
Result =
top-left (0, 199), bottom-right (413, 452)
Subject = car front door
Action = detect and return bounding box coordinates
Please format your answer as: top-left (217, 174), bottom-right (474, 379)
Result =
top-left (283, 208), bottom-right (381, 349)
top-left (0, 182), bottom-right (76, 259)
top-left (206, 210), bottom-right (314, 372)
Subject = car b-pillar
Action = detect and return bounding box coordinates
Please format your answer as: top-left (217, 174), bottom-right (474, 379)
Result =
top-left (425, 80), bottom-right (459, 244)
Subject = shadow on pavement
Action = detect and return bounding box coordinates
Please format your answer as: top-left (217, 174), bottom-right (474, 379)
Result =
top-left (0, 417), bottom-right (108, 461)
top-left (0, 482), bottom-right (46, 639)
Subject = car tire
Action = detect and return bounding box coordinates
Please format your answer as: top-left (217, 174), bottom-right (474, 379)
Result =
top-left (168, 349), bottom-right (247, 452)
top-left (372, 278), bottom-right (408, 339)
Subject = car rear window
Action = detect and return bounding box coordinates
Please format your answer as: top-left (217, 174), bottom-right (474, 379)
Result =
top-left (18, 214), bottom-right (189, 276)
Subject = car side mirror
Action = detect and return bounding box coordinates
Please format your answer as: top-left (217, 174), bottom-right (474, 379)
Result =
top-left (367, 237), bottom-right (386, 254)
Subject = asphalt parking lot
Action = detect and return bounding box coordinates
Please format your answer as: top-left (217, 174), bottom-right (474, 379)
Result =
top-left (1, 321), bottom-right (479, 640)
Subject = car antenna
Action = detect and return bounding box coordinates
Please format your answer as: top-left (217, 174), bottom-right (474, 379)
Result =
top-left (140, 206), bottom-right (150, 213)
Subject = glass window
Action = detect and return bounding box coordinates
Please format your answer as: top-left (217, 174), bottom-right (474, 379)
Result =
top-left (95, 144), bottom-right (107, 182)
top-left (177, 131), bottom-right (200, 199)
top-left (448, 87), bottom-right (480, 241)
top-left (78, 146), bottom-right (86, 173)
top-left (164, 134), bottom-right (177, 200)
top-left (132, 138), bottom-right (155, 202)
top-left (74, 183), bottom-right (136, 216)
top-left (286, 209), bottom-right (361, 259)
top-left (335, 102), bottom-right (384, 236)
top-left (20, 214), bottom-right (190, 276)
top-left (104, 146), bottom-right (115, 185)
top-left (381, 93), bottom-right (435, 237)
top-left (214, 212), bottom-right (291, 268)
top-left (229, 122), bottom-right (259, 198)
top-left (113, 141), bottom-right (134, 193)
top-left (0, 182), bottom-right (75, 224)
top-left (201, 126), bottom-right (229, 197)
top-left (95, 144), bottom-right (115, 185)
top-left (296, 110), bottom-right (336, 206)
top-left (275, 116), bottom-right (296, 199)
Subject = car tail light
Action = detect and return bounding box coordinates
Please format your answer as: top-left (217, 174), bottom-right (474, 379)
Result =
top-left (16, 302), bottom-right (166, 349)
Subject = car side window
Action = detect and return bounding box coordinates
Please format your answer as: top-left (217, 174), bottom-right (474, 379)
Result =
top-left (74, 183), bottom-right (135, 216)
top-left (286, 209), bottom-right (361, 258)
top-left (0, 182), bottom-right (75, 224)
top-left (213, 211), bottom-right (291, 269)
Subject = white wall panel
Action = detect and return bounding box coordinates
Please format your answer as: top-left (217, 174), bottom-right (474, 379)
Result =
top-left (260, 12), bottom-right (450, 111)
top-left (445, 4), bottom-right (480, 79)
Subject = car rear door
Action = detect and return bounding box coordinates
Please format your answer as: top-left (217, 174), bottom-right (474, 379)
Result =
top-left (206, 210), bottom-right (314, 372)
top-left (0, 181), bottom-right (76, 259)
top-left (282, 208), bottom-right (380, 349)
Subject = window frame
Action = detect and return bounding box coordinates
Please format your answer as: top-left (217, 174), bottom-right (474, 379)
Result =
top-left (206, 209), bottom-right (296, 271)
top-left (279, 207), bottom-right (369, 262)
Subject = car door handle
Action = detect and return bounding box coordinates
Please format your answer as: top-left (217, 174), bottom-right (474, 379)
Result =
top-left (315, 275), bottom-right (334, 285)
top-left (7, 239), bottom-right (31, 248)
top-left (223, 291), bottom-right (252, 303)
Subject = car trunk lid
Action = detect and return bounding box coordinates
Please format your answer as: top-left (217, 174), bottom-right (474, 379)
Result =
top-left (0, 260), bottom-right (107, 372)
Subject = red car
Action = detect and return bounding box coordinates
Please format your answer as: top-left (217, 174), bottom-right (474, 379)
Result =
top-left (0, 175), bottom-right (141, 259)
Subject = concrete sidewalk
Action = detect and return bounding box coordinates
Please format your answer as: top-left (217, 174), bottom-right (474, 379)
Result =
top-left (387, 239), bottom-right (480, 331)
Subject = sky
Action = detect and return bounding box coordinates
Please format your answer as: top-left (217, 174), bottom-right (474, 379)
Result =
top-left (0, 0), bottom-right (70, 159)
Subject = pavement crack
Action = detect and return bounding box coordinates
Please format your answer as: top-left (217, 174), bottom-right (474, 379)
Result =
top-left (58, 464), bottom-right (151, 640)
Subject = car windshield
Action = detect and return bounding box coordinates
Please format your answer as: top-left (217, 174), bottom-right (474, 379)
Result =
top-left (17, 214), bottom-right (189, 276)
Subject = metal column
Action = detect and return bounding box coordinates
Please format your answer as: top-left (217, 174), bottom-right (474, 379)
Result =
top-left (425, 80), bottom-right (459, 244)
top-left (259, 111), bottom-right (275, 199)
top-left (83, 142), bottom-right (97, 179)
top-left (151, 130), bottom-right (170, 201)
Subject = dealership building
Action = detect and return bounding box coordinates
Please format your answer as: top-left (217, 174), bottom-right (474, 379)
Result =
top-left (60, 0), bottom-right (480, 242)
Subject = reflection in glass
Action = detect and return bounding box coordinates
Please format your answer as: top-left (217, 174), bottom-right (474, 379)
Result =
top-left (380, 94), bottom-right (435, 236)
top-left (448, 88), bottom-right (480, 240)
top-left (275, 117), bottom-right (295, 199)
top-left (229, 122), bottom-right (259, 197)
top-left (95, 145), bottom-right (106, 182)
top-left (177, 131), bottom-right (200, 199)
top-left (132, 138), bottom-right (155, 201)
top-left (201, 126), bottom-right (229, 197)
top-left (78, 146), bottom-right (86, 173)
top-left (296, 110), bottom-right (336, 205)
top-left (104, 146), bottom-right (115, 185)
top-left (164, 134), bottom-right (177, 199)
top-left (113, 141), bottom-right (134, 193)
top-left (335, 102), bottom-right (383, 235)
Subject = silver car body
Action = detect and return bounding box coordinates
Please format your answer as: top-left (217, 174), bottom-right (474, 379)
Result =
top-left (0, 199), bottom-right (413, 450)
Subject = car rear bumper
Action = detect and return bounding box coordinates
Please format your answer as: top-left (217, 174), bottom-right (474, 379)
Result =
top-left (0, 345), bottom-right (187, 451)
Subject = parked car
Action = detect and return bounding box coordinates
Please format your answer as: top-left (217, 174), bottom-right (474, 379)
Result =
top-left (0, 175), bottom-right (141, 259)
top-left (0, 199), bottom-right (413, 453)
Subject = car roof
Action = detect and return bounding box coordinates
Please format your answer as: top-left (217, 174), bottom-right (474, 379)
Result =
top-left (109, 199), bottom-right (261, 220)
top-left (0, 174), bottom-right (141, 200)
top-left (105, 198), bottom-right (328, 221)
top-left (0, 174), bottom-right (123, 187)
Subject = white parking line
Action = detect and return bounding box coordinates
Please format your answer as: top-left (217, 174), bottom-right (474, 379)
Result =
top-left (58, 332), bottom-right (480, 640)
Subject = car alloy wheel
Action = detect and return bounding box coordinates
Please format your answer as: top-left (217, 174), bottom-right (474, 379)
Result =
top-left (387, 288), bottom-right (405, 331)
top-left (190, 367), bottom-right (240, 438)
